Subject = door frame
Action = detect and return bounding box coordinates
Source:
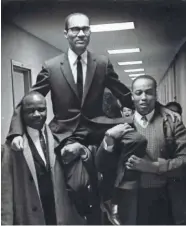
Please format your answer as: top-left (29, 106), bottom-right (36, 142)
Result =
top-left (11, 59), bottom-right (32, 108)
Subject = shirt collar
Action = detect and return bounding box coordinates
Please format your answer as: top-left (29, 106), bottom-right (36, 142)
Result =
top-left (26, 125), bottom-right (45, 137)
top-left (68, 48), bottom-right (87, 65)
top-left (134, 109), bottom-right (155, 122)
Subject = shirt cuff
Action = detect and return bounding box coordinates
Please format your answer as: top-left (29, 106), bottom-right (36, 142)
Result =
top-left (103, 136), bottom-right (115, 152)
top-left (80, 146), bottom-right (90, 161)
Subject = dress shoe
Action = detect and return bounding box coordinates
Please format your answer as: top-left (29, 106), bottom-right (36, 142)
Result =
top-left (101, 200), bottom-right (121, 225)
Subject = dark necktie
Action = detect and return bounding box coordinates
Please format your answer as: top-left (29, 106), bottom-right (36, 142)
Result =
top-left (141, 115), bottom-right (148, 127)
top-left (77, 55), bottom-right (83, 100)
top-left (39, 130), bottom-right (49, 169)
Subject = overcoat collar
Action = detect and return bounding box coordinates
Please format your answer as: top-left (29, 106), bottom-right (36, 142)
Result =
top-left (23, 125), bottom-right (55, 199)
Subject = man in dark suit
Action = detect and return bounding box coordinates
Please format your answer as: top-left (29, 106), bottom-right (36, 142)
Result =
top-left (6, 13), bottom-right (134, 223)
top-left (7, 13), bottom-right (179, 223)
top-left (1, 91), bottom-right (85, 225)
top-left (8, 12), bottom-right (176, 153)
top-left (8, 13), bottom-right (133, 149)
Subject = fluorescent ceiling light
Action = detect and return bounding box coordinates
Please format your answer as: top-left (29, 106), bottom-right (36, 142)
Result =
top-left (125, 68), bottom-right (144, 72)
top-left (128, 73), bottom-right (145, 77)
top-left (90, 22), bottom-right (134, 32)
top-left (118, 61), bottom-right (142, 66)
top-left (108, 48), bottom-right (140, 54)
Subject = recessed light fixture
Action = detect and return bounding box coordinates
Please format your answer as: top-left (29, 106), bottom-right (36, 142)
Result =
top-left (118, 61), bottom-right (142, 66)
top-left (128, 73), bottom-right (145, 77)
top-left (90, 22), bottom-right (135, 32)
top-left (108, 48), bottom-right (140, 54)
top-left (125, 68), bottom-right (144, 72)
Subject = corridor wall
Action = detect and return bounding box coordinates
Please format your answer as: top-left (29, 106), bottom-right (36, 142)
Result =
top-left (158, 41), bottom-right (186, 125)
top-left (1, 22), bottom-right (62, 143)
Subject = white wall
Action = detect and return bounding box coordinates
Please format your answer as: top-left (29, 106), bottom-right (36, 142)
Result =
top-left (1, 22), bottom-right (62, 143)
top-left (158, 42), bottom-right (186, 125)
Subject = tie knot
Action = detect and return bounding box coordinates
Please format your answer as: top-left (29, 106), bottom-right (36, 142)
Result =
top-left (39, 130), bottom-right (45, 139)
top-left (141, 115), bottom-right (147, 122)
top-left (77, 55), bottom-right (81, 61)
top-left (141, 115), bottom-right (148, 127)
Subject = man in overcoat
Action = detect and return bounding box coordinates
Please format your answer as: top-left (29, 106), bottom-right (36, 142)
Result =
top-left (1, 92), bottom-right (85, 225)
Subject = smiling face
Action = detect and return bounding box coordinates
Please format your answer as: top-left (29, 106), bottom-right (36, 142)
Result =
top-left (122, 107), bottom-right (133, 117)
top-left (64, 14), bottom-right (90, 55)
top-left (132, 78), bottom-right (157, 115)
top-left (22, 93), bottom-right (47, 130)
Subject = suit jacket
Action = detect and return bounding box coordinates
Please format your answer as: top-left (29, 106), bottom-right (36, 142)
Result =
top-left (1, 125), bottom-right (85, 225)
top-left (7, 51), bottom-right (132, 145)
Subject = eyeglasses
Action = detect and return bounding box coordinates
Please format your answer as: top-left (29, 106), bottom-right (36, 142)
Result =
top-left (67, 26), bottom-right (90, 36)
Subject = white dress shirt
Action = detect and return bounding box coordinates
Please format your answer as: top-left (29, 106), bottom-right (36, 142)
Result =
top-left (68, 48), bottom-right (87, 88)
top-left (26, 126), bottom-right (47, 165)
top-left (134, 110), bottom-right (155, 128)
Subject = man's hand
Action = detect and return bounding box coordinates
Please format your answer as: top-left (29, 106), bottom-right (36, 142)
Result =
top-left (160, 106), bottom-right (181, 122)
top-left (106, 123), bottom-right (134, 140)
top-left (11, 136), bottom-right (23, 151)
top-left (61, 142), bottom-right (88, 164)
top-left (126, 155), bottom-right (159, 173)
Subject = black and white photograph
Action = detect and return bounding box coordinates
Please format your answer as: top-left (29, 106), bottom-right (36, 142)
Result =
top-left (1, 0), bottom-right (186, 225)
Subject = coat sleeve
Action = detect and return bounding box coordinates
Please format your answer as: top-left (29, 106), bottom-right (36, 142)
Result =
top-left (7, 66), bottom-right (51, 140)
top-left (1, 144), bottom-right (13, 225)
top-left (105, 59), bottom-right (133, 109)
top-left (159, 119), bottom-right (186, 176)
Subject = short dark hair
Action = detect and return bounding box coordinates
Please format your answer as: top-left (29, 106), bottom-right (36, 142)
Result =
top-left (64, 13), bottom-right (89, 31)
top-left (131, 75), bottom-right (157, 91)
top-left (22, 91), bottom-right (46, 108)
top-left (166, 101), bottom-right (182, 115)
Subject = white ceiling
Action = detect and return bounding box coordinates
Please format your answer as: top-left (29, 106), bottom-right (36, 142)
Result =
top-left (2, 1), bottom-right (186, 86)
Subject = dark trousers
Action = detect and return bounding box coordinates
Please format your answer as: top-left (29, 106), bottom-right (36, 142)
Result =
top-left (137, 187), bottom-right (173, 225)
top-left (118, 188), bottom-right (138, 224)
top-left (57, 118), bottom-right (146, 224)
top-left (62, 157), bottom-right (101, 225)
top-left (118, 187), bottom-right (173, 225)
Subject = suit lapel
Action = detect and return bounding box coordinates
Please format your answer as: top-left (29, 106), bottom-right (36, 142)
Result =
top-left (45, 125), bottom-right (56, 170)
top-left (45, 126), bottom-right (57, 207)
top-left (23, 134), bottom-right (41, 199)
top-left (82, 51), bottom-right (97, 105)
top-left (60, 53), bottom-right (79, 98)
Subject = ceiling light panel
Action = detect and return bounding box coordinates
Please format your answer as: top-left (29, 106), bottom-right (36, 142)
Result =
top-left (125, 68), bottom-right (144, 72)
top-left (90, 22), bottom-right (135, 32)
top-left (108, 48), bottom-right (140, 54)
top-left (128, 73), bottom-right (145, 77)
top-left (118, 61), bottom-right (142, 66)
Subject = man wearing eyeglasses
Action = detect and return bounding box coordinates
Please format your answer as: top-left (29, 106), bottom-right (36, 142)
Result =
top-left (7, 12), bottom-right (179, 224)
